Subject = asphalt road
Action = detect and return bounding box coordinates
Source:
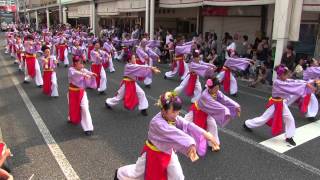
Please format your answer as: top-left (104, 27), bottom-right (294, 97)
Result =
top-left (0, 36), bottom-right (320, 180)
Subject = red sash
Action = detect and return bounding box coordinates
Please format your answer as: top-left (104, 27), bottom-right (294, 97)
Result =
top-left (222, 66), bottom-right (231, 94)
top-left (25, 54), bottom-right (36, 78)
top-left (12, 44), bottom-right (16, 53)
top-left (190, 102), bottom-right (208, 129)
top-left (43, 70), bottom-right (53, 95)
top-left (185, 72), bottom-right (197, 97)
top-left (0, 142), bottom-right (5, 156)
top-left (266, 98), bottom-right (284, 136)
top-left (68, 84), bottom-right (84, 124)
top-left (176, 55), bottom-right (185, 76)
top-left (102, 61), bottom-right (109, 69)
top-left (91, 64), bottom-right (102, 88)
top-left (142, 141), bottom-right (171, 180)
top-left (87, 45), bottom-right (94, 60)
top-left (121, 78), bottom-right (139, 110)
top-left (300, 94), bottom-right (311, 114)
top-left (58, 45), bottom-right (67, 61)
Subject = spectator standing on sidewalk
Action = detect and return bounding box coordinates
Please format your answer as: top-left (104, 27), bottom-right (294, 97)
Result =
top-left (281, 44), bottom-right (296, 72)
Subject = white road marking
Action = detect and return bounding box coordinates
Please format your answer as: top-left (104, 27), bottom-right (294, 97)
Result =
top-left (0, 52), bottom-right (80, 180)
top-left (28, 174), bottom-right (35, 180)
top-left (238, 90), bottom-right (268, 100)
top-left (101, 62), bottom-right (320, 176)
top-left (260, 120), bottom-right (320, 153)
top-left (0, 127), bottom-right (2, 141)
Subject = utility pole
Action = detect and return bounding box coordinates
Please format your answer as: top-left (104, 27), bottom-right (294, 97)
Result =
top-left (23, 0), bottom-right (27, 24)
top-left (59, 0), bottom-right (62, 24)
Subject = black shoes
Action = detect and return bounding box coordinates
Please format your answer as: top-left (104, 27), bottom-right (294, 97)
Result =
top-left (37, 85), bottom-right (43, 88)
top-left (99, 91), bottom-right (106, 95)
top-left (105, 102), bottom-right (112, 109)
top-left (231, 93), bottom-right (238, 97)
top-left (243, 123), bottom-right (252, 132)
top-left (286, 138), bottom-right (296, 146)
top-left (114, 169), bottom-right (119, 180)
top-left (23, 81), bottom-right (30, 84)
top-left (164, 75), bottom-right (167, 79)
top-left (145, 85), bottom-right (151, 88)
top-left (141, 109), bottom-right (148, 116)
top-left (64, 65), bottom-right (68, 68)
top-left (307, 117), bottom-right (316, 122)
top-left (85, 131), bottom-right (93, 136)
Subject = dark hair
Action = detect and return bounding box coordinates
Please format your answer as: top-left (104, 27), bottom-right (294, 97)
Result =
top-left (93, 39), bottom-right (101, 46)
top-left (26, 35), bottom-right (34, 41)
top-left (213, 33), bottom-right (217, 40)
top-left (287, 44), bottom-right (294, 51)
top-left (206, 76), bottom-right (220, 89)
top-left (159, 93), bottom-right (182, 111)
top-left (243, 35), bottom-right (248, 41)
top-left (41, 45), bottom-right (50, 52)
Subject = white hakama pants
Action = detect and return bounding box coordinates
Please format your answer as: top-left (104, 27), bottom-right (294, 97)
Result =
top-left (217, 71), bottom-right (238, 95)
top-left (108, 58), bottom-right (116, 72)
top-left (80, 92), bottom-right (94, 131)
top-left (286, 94), bottom-right (318, 118)
top-left (51, 72), bottom-right (59, 97)
top-left (18, 57), bottom-right (24, 71)
top-left (117, 151), bottom-right (184, 180)
top-left (24, 59), bottom-right (43, 86)
top-left (98, 67), bottom-right (107, 92)
top-left (174, 74), bottom-right (202, 103)
top-left (106, 82), bottom-right (149, 110)
top-left (62, 49), bottom-right (69, 65)
top-left (184, 111), bottom-right (220, 145)
top-left (165, 61), bottom-right (189, 80)
top-left (245, 102), bottom-right (295, 138)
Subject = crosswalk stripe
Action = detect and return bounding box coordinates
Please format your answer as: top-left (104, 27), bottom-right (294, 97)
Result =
top-left (260, 120), bottom-right (320, 153)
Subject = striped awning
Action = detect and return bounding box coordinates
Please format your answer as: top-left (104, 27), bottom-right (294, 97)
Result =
top-left (303, 0), bottom-right (320, 12)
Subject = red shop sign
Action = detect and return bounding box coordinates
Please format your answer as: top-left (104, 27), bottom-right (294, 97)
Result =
top-left (0, 5), bottom-right (16, 12)
top-left (202, 7), bottom-right (228, 16)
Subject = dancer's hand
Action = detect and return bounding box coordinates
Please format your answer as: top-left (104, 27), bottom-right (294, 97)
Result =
top-left (307, 83), bottom-right (316, 93)
top-left (236, 107), bottom-right (241, 117)
top-left (152, 67), bottom-right (161, 74)
top-left (187, 145), bottom-right (199, 162)
top-left (204, 132), bottom-right (220, 152)
top-left (5, 148), bottom-right (11, 157)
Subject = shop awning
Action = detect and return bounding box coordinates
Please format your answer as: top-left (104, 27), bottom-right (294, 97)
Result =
top-left (159, 0), bottom-right (275, 8)
top-left (97, 1), bottom-right (120, 16)
top-left (117, 0), bottom-right (146, 12)
top-left (303, 0), bottom-right (320, 12)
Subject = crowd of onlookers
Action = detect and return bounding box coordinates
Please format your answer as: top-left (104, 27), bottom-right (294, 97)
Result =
top-left (98, 24), bottom-right (320, 90)
top-left (12, 22), bottom-right (320, 90)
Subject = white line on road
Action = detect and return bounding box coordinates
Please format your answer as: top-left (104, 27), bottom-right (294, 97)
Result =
top-left (260, 120), bottom-right (320, 153)
top-left (106, 77), bottom-right (320, 176)
top-left (0, 127), bottom-right (2, 141)
top-left (0, 52), bottom-right (80, 180)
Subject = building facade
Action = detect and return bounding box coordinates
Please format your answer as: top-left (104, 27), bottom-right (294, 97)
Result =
top-left (20, 0), bottom-right (320, 70)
